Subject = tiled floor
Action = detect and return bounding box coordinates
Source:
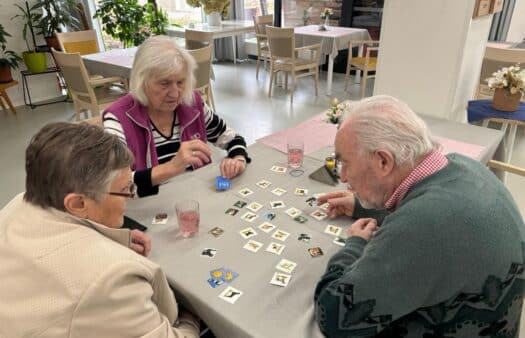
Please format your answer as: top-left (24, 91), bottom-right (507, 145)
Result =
top-left (0, 60), bottom-right (524, 335)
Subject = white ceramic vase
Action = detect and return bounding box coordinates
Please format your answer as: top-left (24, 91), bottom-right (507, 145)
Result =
top-left (208, 12), bottom-right (221, 26)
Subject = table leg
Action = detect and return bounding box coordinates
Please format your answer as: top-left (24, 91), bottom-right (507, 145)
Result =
top-left (0, 97), bottom-right (7, 112)
top-left (327, 54), bottom-right (334, 96)
top-left (0, 89), bottom-right (16, 114)
top-left (506, 123), bottom-right (518, 163)
top-left (232, 36), bottom-right (237, 64)
top-left (355, 45), bottom-right (364, 84)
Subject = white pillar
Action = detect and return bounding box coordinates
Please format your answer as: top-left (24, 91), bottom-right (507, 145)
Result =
top-left (373, 0), bottom-right (494, 122)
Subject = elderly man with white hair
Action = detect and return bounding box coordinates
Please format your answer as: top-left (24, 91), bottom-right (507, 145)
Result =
top-left (315, 95), bottom-right (524, 338)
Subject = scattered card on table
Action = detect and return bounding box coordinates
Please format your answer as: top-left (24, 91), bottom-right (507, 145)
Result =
top-left (271, 230), bottom-right (290, 241)
top-left (247, 202), bottom-right (263, 212)
top-left (310, 210), bottom-right (328, 221)
top-left (243, 239), bottom-right (263, 252)
top-left (255, 180), bottom-right (272, 189)
top-left (270, 165), bottom-right (287, 173)
top-left (298, 233), bottom-right (311, 242)
top-left (308, 247), bottom-right (324, 257)
top-left (258, 221), bottom-right (276, 233)
top-left (285, 207), bottom-right (301, 218)
top-left (270, 200), bottom-right (285, 209)
top-left (215, 176), bottom-right (231, 191)
top-left (271, 188), bottom-right (287, 196)
top-left (276, 259), bottom-right (297, 273)
top-left (225, 208), bottom-right (239, 216)
top-left (207, 277), bottom-right (224, 288)
top-left (263, 211), bottom-right (277, 221)
top-left (239, 227), bottom-right (257, 239)
top-left (324, 224), bottom-right (342, 236)
top-left (223, 269), bottom-right (239, 283)
top-left (333, 236), bottom-right (346, 246)
top-left (319, 202), bottom-right (330, 211)
top-left (208, 226), bottom-right (224, 237)
top-left (201, 248), bottom-right (217, 258)
top-left (294, 188), bottom-right (308, 196)
top-left (234, 200), bottom-right (247, 208)
top-left (219, 286), bottom-right (243, 304)
top-left (241, 211), bottom-right (258, 223)
top-left (270, 272), bottom-right (292, 287)
top-left (293, 215), bottom-right (308, 224)
top-left (238, 187), bottom-right (254, 197)
top-left (266, 242), bottom-right (285, 255)
top-left (152, 212), bottom-right (168, 224)
top-left (305, 197), bottom-right (317, 207)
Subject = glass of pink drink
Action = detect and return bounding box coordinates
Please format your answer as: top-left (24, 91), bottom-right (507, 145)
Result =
top-left (175, 200), bottom-right (200, 238)
top-left (287, 140), bottom-right (304, 169)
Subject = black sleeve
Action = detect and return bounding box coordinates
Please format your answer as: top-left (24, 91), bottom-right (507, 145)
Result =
top-left (133, 168), bottom-right (159, 197)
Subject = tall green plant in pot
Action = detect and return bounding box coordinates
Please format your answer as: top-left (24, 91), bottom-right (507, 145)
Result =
top-left (33, 0), bottom-right (81, 50)
top-left (94, 0), bottom-right (168, 48)
top-left (0, 24), bottom-right (22, 83)
top-left (12, 1), bottom-right (48, 73)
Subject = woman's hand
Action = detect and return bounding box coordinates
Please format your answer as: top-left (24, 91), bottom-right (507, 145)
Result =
top-left (220, 156), bottom-right (247, 179)
top-left (129, 229), bottom-right (151, 257)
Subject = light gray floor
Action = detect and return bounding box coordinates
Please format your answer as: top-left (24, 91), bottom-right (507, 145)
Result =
top-left (1, 60), bottom-right (525, 335)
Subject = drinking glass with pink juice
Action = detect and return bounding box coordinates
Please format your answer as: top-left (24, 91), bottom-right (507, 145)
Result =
top-left (175, 200), bottom-right (200, 238)
top-left (287, 140), bottom-right (304, 169)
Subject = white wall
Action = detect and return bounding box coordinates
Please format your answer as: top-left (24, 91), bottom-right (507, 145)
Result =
top-left (374, 0), bottom-right (493, 121)
top-left (0, 0), bottom-right (63, 108)
top-left (507, 0), bottom-right (525, 42)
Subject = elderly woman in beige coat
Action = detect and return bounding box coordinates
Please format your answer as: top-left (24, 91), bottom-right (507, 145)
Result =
top-left (0, 122), bottom-right (199, 337)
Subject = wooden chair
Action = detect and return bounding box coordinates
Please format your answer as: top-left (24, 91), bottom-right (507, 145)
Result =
top-left (185, 29), bottom-right (213, 50)
top-left (476, 46), bottom-right (525, 100)
top-left (188, 44), bottom-right (216, 111)
top-left (0, 80), bottom-right (18, 114)
top-left (344, 40), bottom-right (379, 98)
top-left (56, 30), bottom-right (100, 55)
top-left (253, 15), bottom-right (273, 80)
top-left (488, 160), bottom-right (525, 177)
top-left (266, 26), bottom-right (320, 102)
top-left (51, 48), bottom-right (127, 121)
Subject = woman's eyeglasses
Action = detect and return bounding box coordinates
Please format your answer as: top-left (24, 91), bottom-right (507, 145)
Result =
top-left (107, 182), bottom-right (137, 199)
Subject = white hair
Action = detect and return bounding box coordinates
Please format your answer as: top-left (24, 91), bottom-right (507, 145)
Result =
top-left (341, 95), bottom-right (438, 166)
top-left (130, 35), bottom-right (196, 106)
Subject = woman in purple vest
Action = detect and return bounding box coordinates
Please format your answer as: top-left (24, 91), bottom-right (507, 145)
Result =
top-left (103, 36), bottom-right (250, 197)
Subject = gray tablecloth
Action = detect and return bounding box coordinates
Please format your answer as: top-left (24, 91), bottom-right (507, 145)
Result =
top-left (126, 143), bottom-right (347, 338)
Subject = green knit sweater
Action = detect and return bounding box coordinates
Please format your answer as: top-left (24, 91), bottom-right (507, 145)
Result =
top-left (315, 154), bottom-right (525, 338)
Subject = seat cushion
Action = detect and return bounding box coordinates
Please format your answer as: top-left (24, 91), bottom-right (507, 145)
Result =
top-left (351, 57), bottom-right (377, 69)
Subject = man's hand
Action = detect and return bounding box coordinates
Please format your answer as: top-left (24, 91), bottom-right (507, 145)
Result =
top-left (220, 156), bottom-right (247, 179)
top-left (129, 229), bottom-right (152, 257)
top-left (317, 190), bottom-right (355, 219)
top-left (347, 218), bottom-right (378, 241)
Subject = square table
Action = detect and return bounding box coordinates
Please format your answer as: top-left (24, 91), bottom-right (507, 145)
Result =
top-left (294, 25), bottom-right (371, 95)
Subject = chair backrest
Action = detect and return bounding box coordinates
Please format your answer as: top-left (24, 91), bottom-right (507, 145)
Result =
top-left (185, 29), bottom-right (213, 50)
top-left (56, 30), bottom-right (100, 55)
top-left (51, 48), bottom-right (93, 96)
top-left (253, 15), bottom-right (273, 35)
top-left (266, 26), bottom-right (295, 59)
top-left (187, 44), bottom-right (213, 89)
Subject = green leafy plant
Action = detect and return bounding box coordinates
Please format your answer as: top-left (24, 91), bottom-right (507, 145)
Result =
top-left (94, 0), bottom-right (168, 48)
top-left (11, 2), bottom-right (40, 52)
top-left (33, 0), bottom-right (80, 38)
top-left (0, 24), bottom-right (22, 70)
top-left (186, 0), bottom-right (230, 16)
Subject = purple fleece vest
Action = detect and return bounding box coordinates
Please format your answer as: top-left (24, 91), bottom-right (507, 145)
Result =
top-left (103, 91), bottom-right (207, 171)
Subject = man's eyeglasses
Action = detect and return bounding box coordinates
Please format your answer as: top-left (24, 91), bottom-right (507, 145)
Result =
top-left (107, 182), bottom-right (137, 199)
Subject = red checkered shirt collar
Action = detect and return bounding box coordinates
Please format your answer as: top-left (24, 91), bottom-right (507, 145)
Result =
top-left (384, 149), bottom-right (448, 211)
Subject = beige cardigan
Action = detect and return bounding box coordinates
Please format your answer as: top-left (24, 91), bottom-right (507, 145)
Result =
top-left (0, 194), bottom-right (199, 338)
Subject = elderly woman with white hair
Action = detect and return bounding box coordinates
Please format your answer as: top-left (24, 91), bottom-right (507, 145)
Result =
top-left (0, 122), bottom-right (200, 337)
top-left (103, 35), bottom-right (250, 197)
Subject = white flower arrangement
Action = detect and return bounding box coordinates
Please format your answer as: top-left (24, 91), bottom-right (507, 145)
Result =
top-left (320, 7), bottom-right (333, 19)
top-left (486, 64), bottom-right (525, 95)
top-left (324, 98), bottom-right (351, 124)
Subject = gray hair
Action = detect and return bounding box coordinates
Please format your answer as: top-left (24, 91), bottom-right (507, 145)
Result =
top-left (130, 35), bottom-right (196, 106)
top-left (24, 122), bottom-right (134, 210)
top-left (342, 95), bottom-right (437, 166)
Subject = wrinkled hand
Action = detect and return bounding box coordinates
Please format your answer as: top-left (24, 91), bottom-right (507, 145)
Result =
top-left (317, 190), bottom-right (355, 219)
top-left (168, 139), bottom-right (212, 175)
top-left (220, 157), bottom-right (246, 179)
top-left (130, 229), bottom-right (151, 257)
top-left (347, 218), bottom-right (378, 241)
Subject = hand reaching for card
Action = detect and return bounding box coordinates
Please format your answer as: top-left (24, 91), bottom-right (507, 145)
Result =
top-left (347, 218), bottom-right (378, 241)
top-left (220, 156), bottom-right (246, 179)
top-left (129, 229), bottom-right (151, 257)
top-left (317, 190), bottom-right (355, 219)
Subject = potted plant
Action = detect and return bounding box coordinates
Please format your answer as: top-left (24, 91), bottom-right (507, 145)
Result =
top-left (486, 64), bottom-right (525, 112)
top-left (94, 0), bottom-right (168, 48)
top-left (12, 1), bottom-right (48, 73)
top-left (186, 0), bottom-right (230, 25)
top-left (0, 24), bottom-right (22, 83)
top-left (33, 0), bottom-right (80, 50)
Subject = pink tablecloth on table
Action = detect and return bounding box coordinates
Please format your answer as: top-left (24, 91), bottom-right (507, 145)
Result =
top-left (257, 112), bottom-right (486, 161)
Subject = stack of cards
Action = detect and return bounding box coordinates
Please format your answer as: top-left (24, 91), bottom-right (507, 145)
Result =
top-left (207, 267), bottom-right (238, 288)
